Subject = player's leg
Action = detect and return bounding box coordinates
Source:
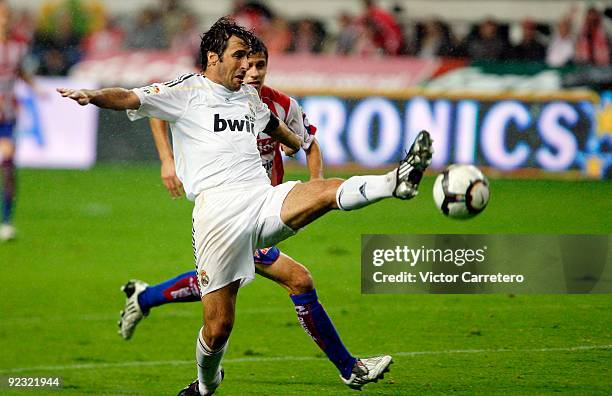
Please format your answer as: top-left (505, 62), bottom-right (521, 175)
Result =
top-left (256, 251), bottom-right (392, 388)
top-left (255, 252), bottom-right (359, 379)
top-left (118, 246), bottom-right (298, 340)
top-left (0, 129), bottom-right (17, 242)
top-left (252, 133), bottom-right (433, 388)
top-left (178, 280), bottom-right (239, 396)
top-left (182, 185), bottom-right (262, 395)
top-left (136, 271), bottom-right (201, 309)
top-left (281, 130), bottom-right (433, 231)
top-left (255, 251), bottom-right (313, 295)
top-left (118, 270), bottom-right (200, 340)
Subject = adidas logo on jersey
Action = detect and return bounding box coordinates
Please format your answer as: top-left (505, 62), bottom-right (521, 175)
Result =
top-left (214, 114), bottom-right (255, 133)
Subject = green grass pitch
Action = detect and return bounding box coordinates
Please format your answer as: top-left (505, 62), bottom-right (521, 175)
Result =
top-left (0, 165), bottom-right (610, 395)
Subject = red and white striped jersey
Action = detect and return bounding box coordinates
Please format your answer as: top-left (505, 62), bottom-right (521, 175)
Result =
top-left (0, 36), bottom-right (28, 123)
top-left (258, 85), bottom-right (316, 186)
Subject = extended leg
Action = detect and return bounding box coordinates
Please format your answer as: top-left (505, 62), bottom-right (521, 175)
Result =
top-left (117, 247), bottom-right (297, 340)
top-left (117, 247), bottom-right (286, 340)
top-left (281, 130), bottom-right (433, 230)
top-left (118, 271), bottom-right (200, 340)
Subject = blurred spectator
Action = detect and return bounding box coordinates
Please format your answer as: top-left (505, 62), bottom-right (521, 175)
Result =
top-left (81, 16), bottom-right (124, 56)
top-left (34, 9), bottom-right (82, 75)
top-left (159, 0), bottom-right (192, 46)
top-left (231, 0), bottom-right (274, 36)
top-left (359, 0), bottom-right (404, 55)
top-left (11, 10), bottom-right (35, 43)
top-left (169, 13), bottom-right (201, 56)
top-left (575, 7), bottom-right (610, 66)
top-left (414, 19), bottom-right (454, 58)
top-left (465, 18), bottom-right (507, 61)
top-left (261, 17), bottom-right (292, 54)
top-left (335, 12), bottom-right (358, 55)
top-left (38, 0), bottom-right (105, 37)
top-left (546, 14), bottom-right (575, 67)
top-left (354, 19), bottom-right (384, 57)
top-left (390, 3), bottom-right (410, 54)
top-left (291, 19), bottom-right (326, 54)
top-left (124, 7), bottom-right (167, 49)
top-left (512, 18), bottom-right (546, 61)
top-left (33, 0), bottom-right (105, 75)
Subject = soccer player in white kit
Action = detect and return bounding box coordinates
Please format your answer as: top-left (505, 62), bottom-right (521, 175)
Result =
top-left (58, 17), bottom-right (433, 396)
top-left (119, 37), bottom-right (398, 391)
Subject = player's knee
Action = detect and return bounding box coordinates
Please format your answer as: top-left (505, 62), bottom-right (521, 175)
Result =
top-left (0, 140), bottom-right (15, 159)
top-left (308, 178), bottom-right (344, 210)
top-left (324, 178), bottom-right (344, 208)
top-left (204, 318), bottom-right (234, 349)
top-left (289, 267), bottom-right (314, 295)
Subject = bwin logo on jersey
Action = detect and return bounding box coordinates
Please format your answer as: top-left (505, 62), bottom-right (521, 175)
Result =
top-left (214, 114), bottom-right (255, 133)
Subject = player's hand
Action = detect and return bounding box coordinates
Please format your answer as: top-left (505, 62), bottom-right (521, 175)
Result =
top-left (56, 88), bottom-right (92, 106)
top-left (281, 143), bottom-right (298, 157)
top-left (161, 159), bottom-right (184, 198)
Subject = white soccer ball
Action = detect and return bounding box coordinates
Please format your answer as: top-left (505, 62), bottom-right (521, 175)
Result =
top-left (433, 164), bottom-right (490, 219)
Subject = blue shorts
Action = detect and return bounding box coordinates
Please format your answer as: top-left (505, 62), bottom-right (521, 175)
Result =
top-left (0, 122), bottom-right (15, 139)
top-left (253, 246), bottom-right (281, 265)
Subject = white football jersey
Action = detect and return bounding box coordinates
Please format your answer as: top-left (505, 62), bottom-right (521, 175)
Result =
top-left (127, 74), bottom-right (272, 200)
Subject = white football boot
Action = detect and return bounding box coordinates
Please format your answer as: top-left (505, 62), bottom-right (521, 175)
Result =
top-left (118, 280), bottom-right (148, 340)
top-left (394, 130), bottom-right (433, 199)
top-left (0, 223), bottom-right (16, 242)
top-left (341, 355), bottom-right (393, 390)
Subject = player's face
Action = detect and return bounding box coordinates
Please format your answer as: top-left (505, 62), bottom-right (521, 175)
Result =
top-left (213, 35), bottom-right (250, 91)
top-left (244, 53), bottom-right (268, 95)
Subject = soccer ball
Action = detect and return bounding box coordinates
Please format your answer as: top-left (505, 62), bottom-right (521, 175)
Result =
top-left (433, 164), bottom-right (490, 219)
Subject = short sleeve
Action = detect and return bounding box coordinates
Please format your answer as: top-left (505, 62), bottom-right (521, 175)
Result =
top-left (286, 97), bottom-right (316, 150)
top-left (126, 74), bottom-right (193, 122)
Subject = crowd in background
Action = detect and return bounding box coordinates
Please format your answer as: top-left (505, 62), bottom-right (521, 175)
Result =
top-left (8, 0), bottom-right (612, 77)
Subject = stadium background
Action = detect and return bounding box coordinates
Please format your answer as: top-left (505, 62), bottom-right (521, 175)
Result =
top-left (1, 0), bottom-right (610, 394)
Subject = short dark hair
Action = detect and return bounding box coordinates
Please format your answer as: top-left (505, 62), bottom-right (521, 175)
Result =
top-left (199, 16), bottom-right (256, 70)
top-left (249, 36), bottom-right (269, 61)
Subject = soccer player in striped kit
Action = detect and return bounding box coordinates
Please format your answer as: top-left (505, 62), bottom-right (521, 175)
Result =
top-left (0, 1), bottom-right (33, 241)
top-left (119, 37), bottom-right (392, 391)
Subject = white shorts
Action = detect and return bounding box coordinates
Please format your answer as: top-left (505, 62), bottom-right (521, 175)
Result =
top-left (192, 181), bottom-right (299, 295)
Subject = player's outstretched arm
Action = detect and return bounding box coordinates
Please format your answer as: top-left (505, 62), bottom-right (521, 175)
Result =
top-left (57, 87), bottom-right (140, 110)
top-left (150, 118), bottom-right (184, 198)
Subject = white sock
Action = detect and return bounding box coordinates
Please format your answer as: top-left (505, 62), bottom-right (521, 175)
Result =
top-left (336, 169), bottom-right (397, 211)
top-left (196, 329), bottom-right (227, 395)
